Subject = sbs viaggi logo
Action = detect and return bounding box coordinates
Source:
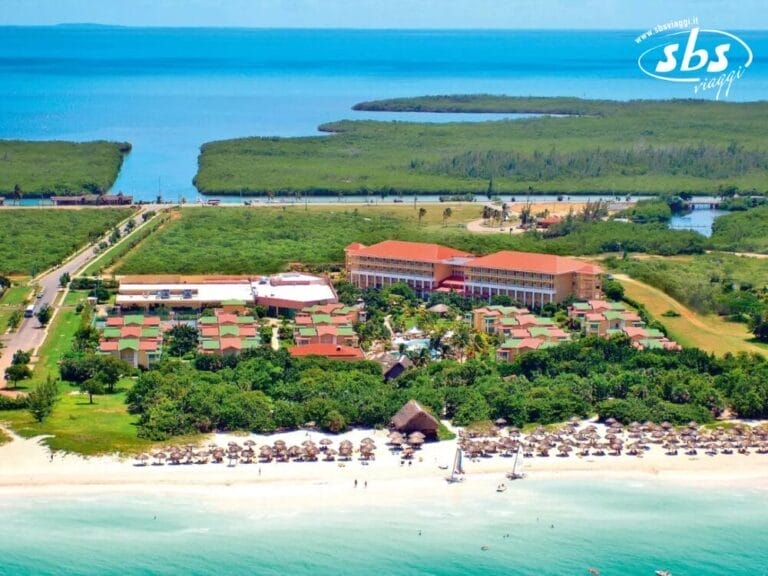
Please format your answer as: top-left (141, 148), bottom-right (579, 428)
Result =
top-left (636, 17), bottom-right (753, 99)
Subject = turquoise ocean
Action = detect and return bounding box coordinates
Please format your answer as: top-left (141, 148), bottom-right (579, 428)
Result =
top-left (2, 28), bottom-right (768, 572)
top-left (0, 27), bottom-right (766, 201)
top-left (1, 479), bottom-right (767, 575)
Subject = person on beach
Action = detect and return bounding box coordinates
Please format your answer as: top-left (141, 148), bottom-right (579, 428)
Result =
top-left (354, 479), bottom-right (358, 488)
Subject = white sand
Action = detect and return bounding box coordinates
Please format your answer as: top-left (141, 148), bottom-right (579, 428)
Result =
top-left (1, 423), bottom-right (767, 510)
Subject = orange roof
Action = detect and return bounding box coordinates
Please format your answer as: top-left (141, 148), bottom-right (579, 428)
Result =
top-left (519, 338), bottom-right (544, 350)
top-left (588, 300), bottom-right (612, 310)
top-left (585, 313), bottom-right (605, 322)
top-left (143, 317), bottom-right (161, 326)
top-left (139, 340), bottom-right (159, 351)
top-left (216, 313), bottom-right (239, 324)
top-left (514, 314), bottom-right (539, 327)
top-left (239, 325), bottom-right (257, 337)
top-left (295, 315), bottom-right (313, 325)
top-left (201, 326), bottom-right (220, 338)
top-left (288, 344), bottom-right (364, 359)
top-left (99, 341), bottom-right (119, 352)
top-left (106, 317), bottom-right (124, 327)
top-left (510, 329), bottom-right (530, 339)
top-left (121, 326), bottom-right (142, 338)
top-left (623, 327), bottom-right (647, 339)
top-left (345, 240), bottom-right (472, 263)
top-left (220, 337), bottom-right (243, 350)
top-left (466, 251), bottom-right (602, 275)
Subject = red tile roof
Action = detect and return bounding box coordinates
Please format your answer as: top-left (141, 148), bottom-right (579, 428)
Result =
top-left (623, 327), bottom-right (647, 339)
top-left (99, 341), bottom-right (119, 352)
top-left (466, 251), bottom-right (602, 275)
top-left (121, 326), bottom-right (142, 338)
top-left (201, 326), bottom-right (220, 338)
top-left (106, 317), bottom-right (124, 327)
top-left (143, 317), bottom-right (161, 326)
top-left (216, 313), bottom-right (239, 325)
top-left (345, 240), bottom-right (472, 263)
top-left (288, 344), bottom-right (364, 360)
top-left (238, 325), bottom-right (257, 337)
top-left (139, 341), bottom-right (159, 351)
top-left (220, 337), bottom-right (243, 350)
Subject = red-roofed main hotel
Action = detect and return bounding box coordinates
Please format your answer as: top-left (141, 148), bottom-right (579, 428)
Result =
top-left (345, 240), bottom-right (601, 306)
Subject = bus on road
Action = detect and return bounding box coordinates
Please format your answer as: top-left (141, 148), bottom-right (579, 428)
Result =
top-left (24, 304), bottom-right (35, 318)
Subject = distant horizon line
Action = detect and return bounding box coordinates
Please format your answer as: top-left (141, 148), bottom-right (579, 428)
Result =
top-left (1, 23), bottom-right (767, 32)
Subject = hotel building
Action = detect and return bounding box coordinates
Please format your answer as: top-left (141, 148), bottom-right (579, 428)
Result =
top-left (345, 240), bottom-right (602, 306)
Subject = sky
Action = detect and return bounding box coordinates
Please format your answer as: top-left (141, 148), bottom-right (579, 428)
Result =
top-left (1, 0), bottom-right (766, 29)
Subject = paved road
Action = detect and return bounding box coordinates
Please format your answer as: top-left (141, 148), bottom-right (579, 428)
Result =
top-left (0, 208), bottom-right (147, 390)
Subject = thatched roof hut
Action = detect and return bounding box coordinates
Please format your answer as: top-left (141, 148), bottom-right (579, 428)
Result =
top-left (390, 400), bottom-right (439, 440)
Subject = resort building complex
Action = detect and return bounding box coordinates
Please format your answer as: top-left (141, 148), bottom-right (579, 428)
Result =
top-left (345, 240), bottom-right (602, 306)
top-left (98, 314), bottom-right (163, 368)
top-left (116, 273), bottom-right (337, 314)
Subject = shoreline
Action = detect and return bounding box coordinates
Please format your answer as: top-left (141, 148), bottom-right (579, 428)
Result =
top-left (2, 425), bottom-right (767, 506)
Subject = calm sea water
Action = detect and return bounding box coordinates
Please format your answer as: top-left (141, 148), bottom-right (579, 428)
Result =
top-left (1, 479), bottom-right (766, 575)
top-left (1, 27), bottom-right (767, 201)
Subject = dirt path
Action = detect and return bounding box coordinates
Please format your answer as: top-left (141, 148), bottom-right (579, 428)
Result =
top-left (612, 273), bottom-right (766, 356)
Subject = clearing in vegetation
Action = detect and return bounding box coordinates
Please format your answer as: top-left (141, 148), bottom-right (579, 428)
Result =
top-left (195, 97), bottom-right (768, 197)
top-left (0, 140), bottom-right (131, 198)
top-left (612, 273), bottom-right (766, 356)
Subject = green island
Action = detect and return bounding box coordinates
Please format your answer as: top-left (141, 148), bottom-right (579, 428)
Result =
top-left (0, 140), bottom-right (131, 198)
top-left (194, 97), bottom-right (768, 197)
top-left (0, 208), bottom-right (136, 275)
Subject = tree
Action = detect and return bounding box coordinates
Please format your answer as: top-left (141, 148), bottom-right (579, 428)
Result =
top-left (7, 310), bottom-right (22, 331)
top-left (36, 304), bottom-right (53, 326)
top-left (452, 324), bottom-right (471, 362)
top-left (486, 177), bottom-right (495, 199)
top-left (0, 275), bottom-right (10, 290)
top-left (28, 376), bottom-right (59, 422)
top-left (418, 207), bottom-right (427, 226)
top-left (749, 313), bottom-right (768, 343)
top-left (442, 207), bottom-right (453, 227)
top-left (80, 375), bottom-right (105, 404)
top-left (165, 324), bottom-right (200, 357)
top-left (94, 355), bottom-right (131, 393)
top-left (59, 272), bottom-right (71, 288)
top-left (4, 363), bottom-right (31, 389)
top-left (12, 349), bottom-right (32, 365)
top-left (603, 278), bottom-right (625, 301)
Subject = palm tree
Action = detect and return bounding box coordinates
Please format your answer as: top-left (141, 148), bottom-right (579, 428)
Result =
top-left (418, 207), bottom-right (427, 226)
top-left (452, 324), bottom-right (471, 362)
top-left (442, 207), bottom-right (453, 227)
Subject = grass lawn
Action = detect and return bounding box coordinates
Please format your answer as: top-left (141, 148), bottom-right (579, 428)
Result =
top-left (1, 283), bottom-right (32, 306)
top-left (195, 98), bottom-right (768, 197)
top-left (61, 290), bottom-right (90, 307)
top-left (27, 306), bottom-right (83, 387)
top-left (0, 381), bottom-right (156, 455)
top-left (0, 208), bottom-right (136, 275)
top-left (0, 282), bottom-right (30, 333)
top-left (0, 140), bottom-right (130, 198)
top-left (613, 273), bottom-right (767, 356)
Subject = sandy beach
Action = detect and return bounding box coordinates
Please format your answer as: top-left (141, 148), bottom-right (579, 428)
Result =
top-left (2, 421), bottom-right (767, 511)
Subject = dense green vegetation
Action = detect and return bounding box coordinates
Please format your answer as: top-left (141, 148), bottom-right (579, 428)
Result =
top-left (0, 140), bottom-right (131, 197)
top-left (710, 206), bottom-right (768, 253)
top-left (0, 208), bottom-right (135, 275)
top-left (608, 254), bottom-right (768, 320)
top-left (195, 97), bottom-right (768, 197)
top-left (124, 334), bottom-right (768, 441)
top-left (116, 207), bottom-right (704, 274)
top-left (352, 95), bottom-right (620, 115)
